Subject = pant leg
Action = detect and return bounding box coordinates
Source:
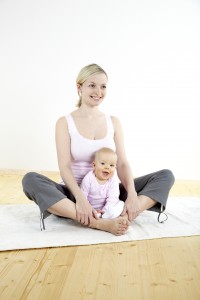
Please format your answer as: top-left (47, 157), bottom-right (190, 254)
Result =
top-left (22, 172), bottom-right (76, 216)
top-left (102, 201), bottom-right (124, 219)
top-left (119, 169), bottom-right (175, 212)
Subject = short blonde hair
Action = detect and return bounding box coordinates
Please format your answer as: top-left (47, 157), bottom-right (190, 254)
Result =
top-left (76, 63), bottom-right (107, 107)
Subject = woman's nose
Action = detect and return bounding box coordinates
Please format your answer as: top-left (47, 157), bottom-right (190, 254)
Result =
top-left (95, 87), bottom-right (101, 96)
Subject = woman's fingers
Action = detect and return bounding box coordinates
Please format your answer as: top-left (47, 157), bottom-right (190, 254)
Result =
top-left (127, 208), bottom-right (140, 222)
top-left (77, 211), bottom-right (93, 225)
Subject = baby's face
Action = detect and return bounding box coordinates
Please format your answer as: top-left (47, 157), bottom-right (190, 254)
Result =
top-left (94, 152), bottom-right (117, 181)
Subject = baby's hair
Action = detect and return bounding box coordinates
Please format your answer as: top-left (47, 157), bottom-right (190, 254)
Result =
top-left (94, 147), bottom-right (117, 161)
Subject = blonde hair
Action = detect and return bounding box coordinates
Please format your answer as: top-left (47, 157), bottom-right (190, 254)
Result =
top-left (76, 63), bottom-right (108, 108)
top-left (94, 147), bottom-right (117, 161)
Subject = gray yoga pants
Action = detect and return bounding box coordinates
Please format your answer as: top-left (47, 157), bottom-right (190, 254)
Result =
top-left (22, 169), bottom-right (175, 218)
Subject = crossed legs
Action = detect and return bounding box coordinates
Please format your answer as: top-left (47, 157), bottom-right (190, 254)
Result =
top-left (22, 169), bottom-right (175, 235)
top-left (47, 198), bottom-right (130, 236)
top-left (47, 195), bottom-right (156, 236)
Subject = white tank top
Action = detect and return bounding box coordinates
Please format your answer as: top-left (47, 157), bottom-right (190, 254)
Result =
top-left (65, 114), bottom-right (116, 185)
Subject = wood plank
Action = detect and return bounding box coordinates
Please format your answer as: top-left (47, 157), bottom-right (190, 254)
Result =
top-left (1, 239), bottom-right (200, 300)
top-left (0, 247), bottom-right (78, 299)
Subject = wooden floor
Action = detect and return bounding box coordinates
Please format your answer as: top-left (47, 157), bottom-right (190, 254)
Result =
top-left (0, 171), bottom-right (200, 300)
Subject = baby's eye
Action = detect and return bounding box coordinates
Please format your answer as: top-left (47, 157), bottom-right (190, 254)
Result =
top-left (101, 162), bottom-right (105, 165)
top-left (89, 84), bottom-right (95, 88)
top-left (110, 164), bottom-right (114, 167)
top-left (102, 85), bottom-right (107, 89)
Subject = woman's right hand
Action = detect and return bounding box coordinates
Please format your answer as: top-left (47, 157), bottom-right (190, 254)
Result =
top-left (75, 194), bottom-right (94, 225)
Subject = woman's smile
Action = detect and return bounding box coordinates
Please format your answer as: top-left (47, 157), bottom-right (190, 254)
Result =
top-left (91, 96), bottom-right (101, 101)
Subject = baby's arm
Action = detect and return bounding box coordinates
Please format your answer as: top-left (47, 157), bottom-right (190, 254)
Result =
top-left (80, 173), bottom-right (99, 219)
top-left (101, 176), bottom-right (124, 219)
top-left (103, 175), bottom-right (120, 209)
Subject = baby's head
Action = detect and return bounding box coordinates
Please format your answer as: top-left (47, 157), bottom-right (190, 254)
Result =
top-left (93, 148), bottom-right (117, 182)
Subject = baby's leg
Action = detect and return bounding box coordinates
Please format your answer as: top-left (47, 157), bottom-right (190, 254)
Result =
top-left (102, 201), bottom-right (124, 219)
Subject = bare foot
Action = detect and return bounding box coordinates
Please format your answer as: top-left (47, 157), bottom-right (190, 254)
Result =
top-left (89, 217), bottom-right (129, 236)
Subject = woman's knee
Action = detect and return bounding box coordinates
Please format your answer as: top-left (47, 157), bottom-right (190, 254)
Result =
top-left (22, 172), bottom-right (40, 191)
top-left (161, 169), bottom-right (175, 186)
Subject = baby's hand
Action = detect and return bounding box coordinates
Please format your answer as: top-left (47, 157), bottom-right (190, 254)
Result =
top-left (96, 209), bottom-right (105, 218)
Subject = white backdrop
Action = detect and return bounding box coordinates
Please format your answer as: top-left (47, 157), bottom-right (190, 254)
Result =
top-left (0, 0), bottom-right (199, 180)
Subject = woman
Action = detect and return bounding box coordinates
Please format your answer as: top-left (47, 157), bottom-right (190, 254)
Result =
top-left (22, 63), bottom-right (175, 235)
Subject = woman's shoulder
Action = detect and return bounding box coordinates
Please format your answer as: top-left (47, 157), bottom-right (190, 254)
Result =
top-left (110, 115), bottom-right (122, 128)
top-left (56, 115), bottom-right (70, 133)
top-left (110, 115), bottom-right (120, 122)
top-left (56, 116), bottom-right (67, 125)
top-left (56, 111), bottom-right (75, 124)
top-left (56, 109), bottom-right (78, 122)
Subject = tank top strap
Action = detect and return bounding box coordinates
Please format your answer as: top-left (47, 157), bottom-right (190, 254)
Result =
top-left (105, 115), bottom-right (114, 136)
top-left (65, 114), bottom-right (76, 135)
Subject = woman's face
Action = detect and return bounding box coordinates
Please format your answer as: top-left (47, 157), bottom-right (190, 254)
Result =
top-left (78, 73), bottom-right (107, 107)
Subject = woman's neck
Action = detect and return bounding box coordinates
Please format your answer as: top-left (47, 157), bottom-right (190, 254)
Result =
top-left (75, 105), bottom-right (102, 118)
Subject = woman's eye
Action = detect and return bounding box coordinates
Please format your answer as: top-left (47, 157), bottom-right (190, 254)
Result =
top-left (102, 85), bottom-right (107, 89)
top-left (89, 84), bottom-right (95, 88)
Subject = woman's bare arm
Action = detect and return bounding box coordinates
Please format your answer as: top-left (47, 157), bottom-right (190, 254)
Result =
top-left (55, 116), bottom-right (95, 225)
top-left (111, 116), bottom-right (140, 221)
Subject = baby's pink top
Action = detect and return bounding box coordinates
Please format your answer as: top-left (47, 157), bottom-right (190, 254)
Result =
top-left (80, 170), bottom-right (120, 210)
top-left (64, 114), bottom-right (116, 185)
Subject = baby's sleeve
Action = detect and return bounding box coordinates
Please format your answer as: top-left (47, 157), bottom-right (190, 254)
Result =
top-left (103, 175), bottom-right (120, 209)
top-left (80, 172), bottom-right (91, 199)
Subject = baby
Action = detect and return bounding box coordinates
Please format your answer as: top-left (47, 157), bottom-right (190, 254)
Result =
top-left (80, 147), bottom-right (124, 219)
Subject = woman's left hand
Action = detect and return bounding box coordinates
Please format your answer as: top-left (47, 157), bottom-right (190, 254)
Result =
top-left (121, 195), bottom-right (140, 222)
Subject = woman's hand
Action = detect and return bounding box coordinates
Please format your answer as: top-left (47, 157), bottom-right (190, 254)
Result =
top-left (121, 194), bottom-right (140, 222)
top-left (75, 194), bottom-right (95, 225)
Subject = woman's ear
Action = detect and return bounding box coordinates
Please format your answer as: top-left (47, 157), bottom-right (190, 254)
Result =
top-left (77, 84), bottom-right (82, 95)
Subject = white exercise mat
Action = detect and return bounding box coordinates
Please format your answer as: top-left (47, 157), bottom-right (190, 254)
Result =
top-left (0, 197), bottom-right (200, 251)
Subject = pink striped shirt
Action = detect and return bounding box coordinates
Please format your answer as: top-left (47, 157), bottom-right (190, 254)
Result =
top-left (80, 170), bottom-right (120, 210)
